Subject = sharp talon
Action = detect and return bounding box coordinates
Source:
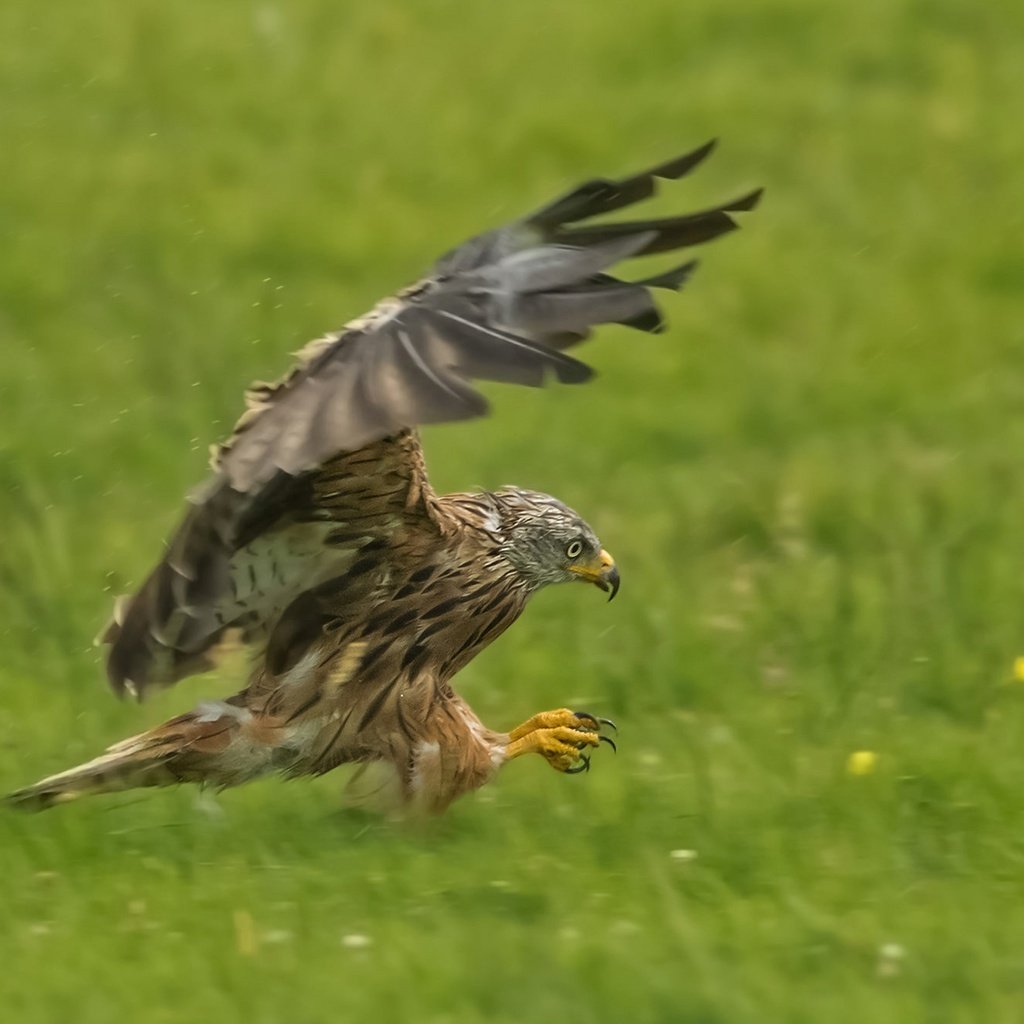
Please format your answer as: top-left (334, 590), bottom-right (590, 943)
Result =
top-left (573, 710), bottom-right (617, 732)
top-left (565, 755), bottom-right (591, 775)
top-left (599, 736), bottom-right (617, 753)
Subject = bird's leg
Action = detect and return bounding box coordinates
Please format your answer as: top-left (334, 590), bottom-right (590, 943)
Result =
top-left (503, 708), bottom-right (617, 774)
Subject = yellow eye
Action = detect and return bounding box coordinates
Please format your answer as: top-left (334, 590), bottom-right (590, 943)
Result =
top-left (566, 540), bottom-right (584, 559)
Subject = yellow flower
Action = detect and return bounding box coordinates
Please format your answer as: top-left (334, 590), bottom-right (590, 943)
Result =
top-left (847, 750), bottom-right (878, 776)
top-left (233, 909), bottom-right (258, 956)
top-left (1013, 657), bottom-right (1024, 683)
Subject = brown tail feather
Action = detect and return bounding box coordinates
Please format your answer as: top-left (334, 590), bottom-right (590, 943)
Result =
top-left (6, 704), bottom-right (260, 812)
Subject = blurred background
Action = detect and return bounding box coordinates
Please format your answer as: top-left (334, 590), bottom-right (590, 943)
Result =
top-left (2, 0), bottom-right (1022, 1020)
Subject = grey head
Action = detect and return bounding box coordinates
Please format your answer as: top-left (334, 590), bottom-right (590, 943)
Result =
top-left (490, 486), bottom-right (620, 599)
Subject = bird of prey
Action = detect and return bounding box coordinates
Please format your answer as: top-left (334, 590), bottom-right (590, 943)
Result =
top-left (9, 140), bottom-right (759, 815)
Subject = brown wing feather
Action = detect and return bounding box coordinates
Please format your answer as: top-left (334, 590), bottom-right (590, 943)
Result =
top-left (102, 432), bottom-right (440, 698)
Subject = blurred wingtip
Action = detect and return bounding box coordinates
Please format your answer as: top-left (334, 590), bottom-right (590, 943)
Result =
top-left (732, 186), bottom-right (764, 213)
top-left (553, 357), bottom-right (596, 385)
top-left (639, 258), bottom-right (700, 292)
top-left (650, 138), bottom-right (719, 181)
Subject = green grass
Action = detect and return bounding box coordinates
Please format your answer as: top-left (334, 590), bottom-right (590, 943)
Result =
top-left (3, 0), bottom-right (1024, 1019)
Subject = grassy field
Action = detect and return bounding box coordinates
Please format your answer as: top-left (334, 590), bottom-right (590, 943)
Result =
top-left (2, 0), bottom-right (1023, 1019)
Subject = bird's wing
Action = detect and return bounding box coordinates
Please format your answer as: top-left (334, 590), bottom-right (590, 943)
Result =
top-left (102, 431), bottom-right (435, 698)
top-left (102, 139), bottom-right (759, 698)
top-left (206, 139), bottom-right (760, 494)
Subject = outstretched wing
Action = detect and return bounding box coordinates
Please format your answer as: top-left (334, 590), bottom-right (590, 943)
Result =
top-left (102, 139), bottom-right (759, 698)
top-left (214, 139), bottom-right (760, 494)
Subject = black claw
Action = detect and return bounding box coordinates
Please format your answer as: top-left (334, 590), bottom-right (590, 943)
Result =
top-left (573, 710), bottom-right (617, 732)
top-left (565, 755), bottom-right (591, 775)
top-left (599, 735), bottom-right (617, 754)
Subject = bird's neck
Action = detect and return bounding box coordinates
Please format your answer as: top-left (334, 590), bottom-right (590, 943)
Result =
top-left (435, 490), bottom-right (504, 537)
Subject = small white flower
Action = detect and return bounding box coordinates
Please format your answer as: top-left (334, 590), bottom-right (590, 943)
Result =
top-left (877, 942), bottom-right (906, 978)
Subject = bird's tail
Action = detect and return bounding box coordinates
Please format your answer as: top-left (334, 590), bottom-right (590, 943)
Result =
top-left (6, 702), bottom-right (263, 811)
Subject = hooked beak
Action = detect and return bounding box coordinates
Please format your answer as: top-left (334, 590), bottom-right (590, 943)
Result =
top-left (569, 549), bottom-right (620, 602)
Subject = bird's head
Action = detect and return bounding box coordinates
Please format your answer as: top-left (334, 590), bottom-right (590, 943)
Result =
top-left (492, 487), bottom-right (620, 600)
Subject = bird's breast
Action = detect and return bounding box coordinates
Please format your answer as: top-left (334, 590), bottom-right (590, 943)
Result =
top-left (351, 561), bottom-right (527, 683)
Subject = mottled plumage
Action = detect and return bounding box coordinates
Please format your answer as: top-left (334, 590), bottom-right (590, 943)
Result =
top-left (9, 140), bottom-right (758, 814)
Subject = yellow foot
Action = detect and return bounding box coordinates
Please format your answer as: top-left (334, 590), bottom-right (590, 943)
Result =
top-left (505, 708), bottom-right (617, 774)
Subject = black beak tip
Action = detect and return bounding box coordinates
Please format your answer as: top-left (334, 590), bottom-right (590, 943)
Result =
top-left (606, 568), bottom-right (620, 602)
